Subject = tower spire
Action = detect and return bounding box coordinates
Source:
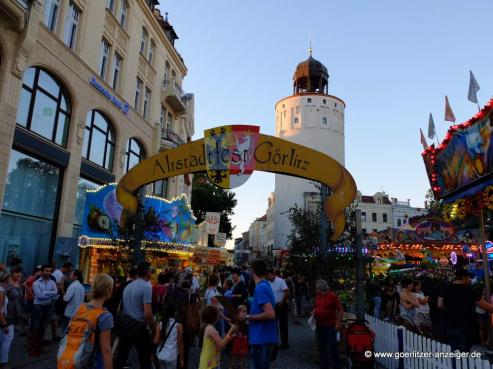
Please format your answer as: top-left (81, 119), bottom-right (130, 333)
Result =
top-left (308, 34), bottom-right (313, 57)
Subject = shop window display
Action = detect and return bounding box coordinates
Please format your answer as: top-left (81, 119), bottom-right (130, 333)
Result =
top-left (0, 150), bottom-right (61, 273)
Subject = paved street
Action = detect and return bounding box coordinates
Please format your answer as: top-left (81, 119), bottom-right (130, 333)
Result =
top-left (8, 320), bottom-right (335, 369)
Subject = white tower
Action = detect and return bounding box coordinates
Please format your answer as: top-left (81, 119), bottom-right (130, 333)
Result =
top-left (274, 51), bottom-right (345, 250)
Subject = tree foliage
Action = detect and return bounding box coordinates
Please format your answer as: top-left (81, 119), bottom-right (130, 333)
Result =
top-left (191, 172), bottom-right (238, 241)
top-left (286, 195), bottom-right (358, 294)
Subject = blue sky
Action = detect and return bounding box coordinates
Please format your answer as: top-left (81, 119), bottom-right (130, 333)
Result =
top-left (158, 0), bottom-right (493, 245)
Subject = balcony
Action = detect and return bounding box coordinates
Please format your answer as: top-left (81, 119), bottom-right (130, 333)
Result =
top-left (160, 127), bottom-right (185, 150)
top-left (162, 78), bottom-right (186, 113)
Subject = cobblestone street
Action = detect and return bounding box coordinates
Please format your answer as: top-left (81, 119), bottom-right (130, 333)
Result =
top-left (9, 320), bottom-right (335, 369)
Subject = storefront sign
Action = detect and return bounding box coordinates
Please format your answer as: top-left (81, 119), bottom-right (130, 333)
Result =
top-left (205, 212), bottom-right (221, 235)
top-left (214, 232), bottom-right (227, 247)
top-left (89, 76), bottom-right (129, 115)
top-left (117, 125), bottom-right (357, 241)
top-left (207, 249), bottom-right (221, 265)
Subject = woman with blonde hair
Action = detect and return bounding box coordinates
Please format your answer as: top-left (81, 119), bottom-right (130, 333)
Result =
top-left (58, 273), bottom-right (114, 369)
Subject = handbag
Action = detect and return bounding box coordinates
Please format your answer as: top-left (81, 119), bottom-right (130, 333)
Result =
top-left (308, 314), bottom-right (316, 331)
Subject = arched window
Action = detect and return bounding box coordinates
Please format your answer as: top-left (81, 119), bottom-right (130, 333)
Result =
top-left (148, 40), bottom-right (156, 64)
top-left (125, 137), bottom-right (145, 173)
top-left (16, 67), bottom-right (71, 146)
top-left (82, 111), bottom-right (115, 171)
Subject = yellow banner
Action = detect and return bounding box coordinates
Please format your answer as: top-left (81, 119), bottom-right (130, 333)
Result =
top-left (116, 133), bottom-right (357, 241)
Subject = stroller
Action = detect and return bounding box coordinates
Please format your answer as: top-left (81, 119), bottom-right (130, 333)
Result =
top-left (343, 319), bottom-right (376, 369)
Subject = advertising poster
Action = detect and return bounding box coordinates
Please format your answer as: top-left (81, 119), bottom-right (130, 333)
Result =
top-left (205, 212), bottom-right (221, 235)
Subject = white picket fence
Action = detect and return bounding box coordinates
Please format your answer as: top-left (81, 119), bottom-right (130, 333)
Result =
top-left (365, 315), bottom-right (493, 369)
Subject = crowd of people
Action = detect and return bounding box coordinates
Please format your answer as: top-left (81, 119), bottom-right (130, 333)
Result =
top-left (368, 268), bottom-right (493, 352)
top-left (0, 258), bottom-right (346, 369)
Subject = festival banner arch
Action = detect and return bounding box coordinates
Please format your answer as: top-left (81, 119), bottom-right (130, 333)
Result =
top-left (116, 125), bottom-right (357, 241)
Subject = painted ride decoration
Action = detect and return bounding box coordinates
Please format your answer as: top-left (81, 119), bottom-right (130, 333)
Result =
top-left (117, 125), bottom-right (357, 241)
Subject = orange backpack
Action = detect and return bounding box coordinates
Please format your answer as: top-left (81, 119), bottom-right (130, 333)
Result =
top-left (57, 304), bottom-right (105, 369)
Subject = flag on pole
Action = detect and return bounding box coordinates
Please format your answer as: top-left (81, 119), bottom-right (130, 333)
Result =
top-left (420, 129), bottom-right (428, 150)
top-left (445, 96), bottom-right (456, 122)
top-left (468, 70), bottom-right (480, 104)
top-left (428, 113), bottom-right (436, 139)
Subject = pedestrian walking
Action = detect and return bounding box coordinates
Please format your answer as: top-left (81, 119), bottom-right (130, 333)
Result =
top-left (61, 270), bottom-right (85, 333)
top-left (199, 305), bottom-right (236, 369)
top-left (0, 269), bottom-right (13, 369)
top-left (29, 265), bottom-right (58, 357)
top-left (266, 268), bottom-right (289, 349)
top-left (58, 273), bottom-right (114, 369)
top-left (115, 261), bottom-right (155, 369)
top-left (438, 269), bottom-right (493, 351)
top-left (230, 268), bottom-right (248, 308)
top-left (153, 304), bottom-right (184, 369)
top-left (312, 279), bottom-right (343, 369)
top-left (244, 259), bottom-right (277, 369)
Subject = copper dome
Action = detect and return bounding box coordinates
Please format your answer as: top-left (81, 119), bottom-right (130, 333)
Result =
top-left (292, 55), bottom-right (329, 94)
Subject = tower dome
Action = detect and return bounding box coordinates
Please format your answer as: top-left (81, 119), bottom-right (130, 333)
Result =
top-left (293, 53), bottom-right (329, 94)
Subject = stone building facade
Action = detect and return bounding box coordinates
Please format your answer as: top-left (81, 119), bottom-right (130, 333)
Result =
top-left (0, 0), bottom-right (194, 272)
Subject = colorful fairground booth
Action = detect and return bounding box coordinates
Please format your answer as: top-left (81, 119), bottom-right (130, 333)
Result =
top-left (78, 184), bottom-right (228, 282)
top-left (418, 98), bottom-right (493, 286)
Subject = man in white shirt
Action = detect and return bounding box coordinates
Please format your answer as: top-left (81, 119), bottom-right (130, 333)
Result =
top-left (185, 267), bottom-right (201, 296)
top-left (267, 269), bottom-right (289, 349)
top-left (62, 270), bottom-right (85, 333)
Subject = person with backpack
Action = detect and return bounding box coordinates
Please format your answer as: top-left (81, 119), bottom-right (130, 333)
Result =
top-left (153, 304), bottom-right (184, 369)
top-left (115, 261), bottom-right (155, 369)
top-left (57, 273), bottom-right (114, 369)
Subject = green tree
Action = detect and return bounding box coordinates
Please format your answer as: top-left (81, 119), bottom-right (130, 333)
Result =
top-left (425, 188), bottom-right (442, 215)
top-left (191, 172), bottom-right (238, 244)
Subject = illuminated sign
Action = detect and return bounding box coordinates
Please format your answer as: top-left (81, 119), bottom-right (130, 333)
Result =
top-left (89, 76), bottom-right (129, 115)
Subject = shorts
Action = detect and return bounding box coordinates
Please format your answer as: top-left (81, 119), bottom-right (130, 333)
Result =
top-left (158, 359), bottom-right (177, 369)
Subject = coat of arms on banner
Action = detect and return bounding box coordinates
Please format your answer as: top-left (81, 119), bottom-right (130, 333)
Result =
top-left (204, 125), bottom-right (260, 188)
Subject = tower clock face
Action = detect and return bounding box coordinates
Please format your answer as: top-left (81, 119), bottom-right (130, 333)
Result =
top-left (98, 215), bottom-right (111, 230)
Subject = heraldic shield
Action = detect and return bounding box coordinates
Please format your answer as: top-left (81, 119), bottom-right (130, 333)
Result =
top-left (204, 125), bottom-right (260, 189)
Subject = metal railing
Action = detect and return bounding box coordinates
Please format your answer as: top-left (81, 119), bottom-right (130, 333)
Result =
top-left (163, 78), bottom-right (184, 99)
top-left (161, 127), bottom-right (184, 148)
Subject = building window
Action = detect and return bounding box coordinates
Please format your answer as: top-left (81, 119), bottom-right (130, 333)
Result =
top-left (135, 78), bottom-right (143, 111)
top-left (44, 0), bottom-right (60, 31)
top-left (383, 213), bottom-right (388, 223)
top-left (323, 99), bottom-right (326, 104)
top-left (372, 213), bottom-right (377, 222)
top-left (125, 138), bottom-right (145, 173)
top-left (362, 228), bottom-right (367, 234)
top-left (119, 0), bottom-right (127, 26)
top-left (74, 177), bottom-right (101, 225)
top-left (153, 179), bottom-right (168, 198)
top-left (148, 40), bottom-right (156, 64)
top-left (397, 218), bottom-right (402, 227)
top-left (321, 117), bottom-right (328, 125)
top-left (140, 28), bottom-right (148, 54)
top-left (99, 39), bottom-right (110, 79)
top-left (307, 98), bottom-right (312, 103)
top-left (82, 110), bottom-right (115, 171)
top-left (361, 212), bottom-right (366, 221)
top-left (111, 52), bottom-right (122, 90)
top-left (335, 103), bottom-right (338, 107)
top-left (166, 112), bottom-right (173, 130)
top-left (0, 150), bottom-right (62, 274)
top-left (16, 67), bottom-right (71, 147)
top-left (159, 105), bottom-right (166, 128)
top-left (143, 87), bottom-right (151, 119)
top-left (106, 0), bottom-right (115, 12)
top-left (63, 2), bottom-right (80, 49)
top-left (294, 117), bottom-right (299, 124)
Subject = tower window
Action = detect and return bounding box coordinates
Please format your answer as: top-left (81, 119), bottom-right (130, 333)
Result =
top-left (323, 99), bottom-right (326, 104)
top-left (307, 98), bottom-right (312, 104)
top-left (321, 117), bottom-right (327, 125)
top-left (335, 102), bottom-right (338, 107)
